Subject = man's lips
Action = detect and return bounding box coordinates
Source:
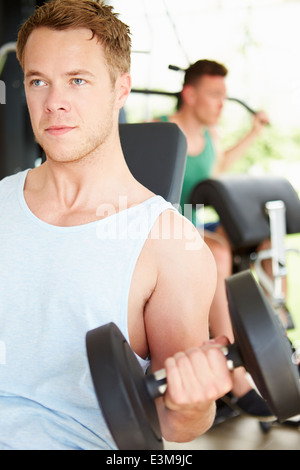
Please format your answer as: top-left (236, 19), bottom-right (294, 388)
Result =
top-left (45, 126), bottom-right (76, 136)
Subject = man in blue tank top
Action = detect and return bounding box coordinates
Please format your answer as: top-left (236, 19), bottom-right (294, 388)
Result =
top-left (0, 0), bottom-right (240, 450)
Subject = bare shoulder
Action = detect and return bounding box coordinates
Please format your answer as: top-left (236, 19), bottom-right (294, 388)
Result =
top-left (147, 210), bottom-right (212, 268)
top-left (144, 210), bottom-right (217, 370)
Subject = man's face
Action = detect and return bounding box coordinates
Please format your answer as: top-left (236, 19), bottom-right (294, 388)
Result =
top-left (23, 27), bottom-right (130, 163)
top-left (188, 75), bottom-right (226, 126)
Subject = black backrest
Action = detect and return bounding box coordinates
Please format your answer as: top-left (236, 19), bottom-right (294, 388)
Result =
top-left (119, 122), bottom-right (187, 206)
top-left (191, 175), bottom-right (300, 249)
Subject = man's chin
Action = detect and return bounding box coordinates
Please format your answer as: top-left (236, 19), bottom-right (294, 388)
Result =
top-left (37, 132), bottom-right (107, 165)
top-left (42, 145), bottom-right (101, 165)
top-left (45, 153), bottom-right (86, 165)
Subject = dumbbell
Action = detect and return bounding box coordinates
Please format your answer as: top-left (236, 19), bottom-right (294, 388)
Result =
top-left (86, 270), bottom-right (300, 450)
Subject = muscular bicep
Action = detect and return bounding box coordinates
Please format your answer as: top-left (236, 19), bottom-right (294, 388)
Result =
top-left (144, 213), bottom-right (217, 371)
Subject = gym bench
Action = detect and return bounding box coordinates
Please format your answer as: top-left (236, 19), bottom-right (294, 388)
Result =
top-left (190, 175), bottom-right (300, 328)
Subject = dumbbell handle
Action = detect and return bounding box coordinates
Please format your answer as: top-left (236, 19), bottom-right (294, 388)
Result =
top-left (145, 343), bottom-right (243, 400)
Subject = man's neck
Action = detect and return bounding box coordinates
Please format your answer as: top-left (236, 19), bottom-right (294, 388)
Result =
top-left (170, 109), bottom-right (206, 156)
top-left (23, 147), bottom-right (153, 226)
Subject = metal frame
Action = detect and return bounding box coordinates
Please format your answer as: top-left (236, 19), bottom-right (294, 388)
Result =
top-left (255, 200), bottom-right (300, 326)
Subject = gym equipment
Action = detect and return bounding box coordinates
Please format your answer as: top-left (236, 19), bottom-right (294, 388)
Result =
top-left (0, 42), bottom-right (16, 76)
top-left (190, 176), bottom-right (300, 329)
top-left (226, 97), bottom-right (256, 115)
top-left (86, 270), bottom-right (300, 450)
top-left (120, 122), bottom-right (187, 206)
top-left (0, 2), bottom-right (41, 179)
top-left (226, 97), bottom-right (270, 126)
top-left (131, 88), bottom-right (260, 119)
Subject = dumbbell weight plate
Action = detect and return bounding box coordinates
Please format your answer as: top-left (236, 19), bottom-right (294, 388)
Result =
top-left (86, 322), bottom-right (164, 450)
top-left (225, 270), bottom-right (300, 422)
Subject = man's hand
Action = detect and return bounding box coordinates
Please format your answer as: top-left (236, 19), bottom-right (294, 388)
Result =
top-left (163, 336), bottom-right (233, 412)
top-left (252, 110), bottom-right (270, 135)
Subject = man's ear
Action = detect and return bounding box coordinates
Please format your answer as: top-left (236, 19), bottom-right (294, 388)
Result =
top-left (181, 84), bottom-right (196, 106)
top-left (116, 73), bottom-right (132, 109)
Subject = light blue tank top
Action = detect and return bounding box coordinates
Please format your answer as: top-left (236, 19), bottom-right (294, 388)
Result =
top-left (0, 169), bottom-right (175, 450)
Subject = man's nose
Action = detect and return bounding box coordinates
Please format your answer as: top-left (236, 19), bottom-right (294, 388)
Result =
top-left (44, 86), bottom-right (71, 113)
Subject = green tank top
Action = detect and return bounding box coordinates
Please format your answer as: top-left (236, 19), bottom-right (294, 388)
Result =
top-left (158, 116), bottom-right (216, 224)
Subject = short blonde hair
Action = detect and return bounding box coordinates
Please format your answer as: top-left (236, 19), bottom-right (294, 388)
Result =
top-left (16, 0), bottom-right (131, 82)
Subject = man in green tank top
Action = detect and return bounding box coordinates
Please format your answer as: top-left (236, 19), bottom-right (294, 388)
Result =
top-left (156, 60), bottom-right (272, 421)
top-left (157, 60), bottom-right (268, 223)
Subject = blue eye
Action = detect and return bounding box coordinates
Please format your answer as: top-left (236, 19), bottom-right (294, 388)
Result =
top-left (73, 78), bottom-right (86, 86)
top-left (31, 79), bottom-right (45, 87)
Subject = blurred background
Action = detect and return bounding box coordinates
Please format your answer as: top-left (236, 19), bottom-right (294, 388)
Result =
top-left (109, 0), bottom-right (300, 187)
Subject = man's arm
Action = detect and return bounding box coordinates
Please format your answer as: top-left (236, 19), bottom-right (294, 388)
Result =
top-left (212, 110), bottom-right (269, 174)
top-left (144, 211), bottom-right (233, 442)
